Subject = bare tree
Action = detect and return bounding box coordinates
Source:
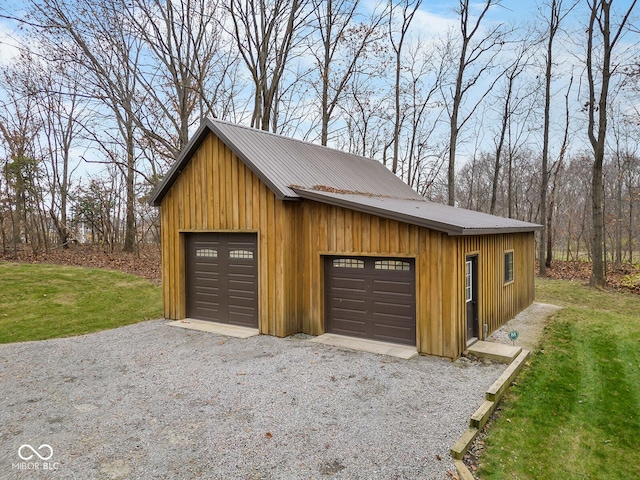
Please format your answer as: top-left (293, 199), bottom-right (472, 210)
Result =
top-left (489, 34), bottom-right (536, 215)
top-left (388, 0), bottom-right (421, 174)
top-left (227, 0), bottom-right (310, 131)
top-left (126, 0), bottom-right (239, 155)
top-left (445, 0), bottom-right (505, 206)
top-left (585, 0), bottom-right (637, 286)
top-left (29, 0), bottom-right (148, 252)
top-left (538, 0), bottom-right (577, 276)
top-left (308, 0), bottom-right (387, 146)
top-left (0, 54), bottom-right (45, 254)
top-left (400, 40), bottom-right (446, 191)
top-left (546, 75), bottom-right (573, 268)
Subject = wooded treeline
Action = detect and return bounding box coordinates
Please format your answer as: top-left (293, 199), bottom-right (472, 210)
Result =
top-left (0, 0), bottom-right (638, 285)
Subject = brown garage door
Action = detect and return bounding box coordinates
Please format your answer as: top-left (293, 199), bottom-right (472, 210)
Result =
top-left (324, 256), bottom-right (416, 346)
top-left (186, 233), bottom-right (258, 328)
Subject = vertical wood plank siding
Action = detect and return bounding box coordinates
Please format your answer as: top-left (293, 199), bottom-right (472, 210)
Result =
top-left (160, 134), bottom-right (299, 337)
top-left (160, 132), bottom-right (536, 358)
top-left (453, 233), bottom-right (536, 357)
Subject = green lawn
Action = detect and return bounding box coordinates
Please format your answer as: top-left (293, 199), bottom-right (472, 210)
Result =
top-left (0, 262), bottom-right (162, 343)
top-left (478, 278), bottom-right (640, 479)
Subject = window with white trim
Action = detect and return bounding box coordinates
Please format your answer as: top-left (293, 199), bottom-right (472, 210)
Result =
top-left (465, 260), bottom-right (472, 302)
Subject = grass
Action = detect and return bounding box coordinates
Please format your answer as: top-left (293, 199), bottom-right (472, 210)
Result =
top-left (478, 278), bottom-right (640, 480)
top-left (0, 262), bottom-right (162, 343)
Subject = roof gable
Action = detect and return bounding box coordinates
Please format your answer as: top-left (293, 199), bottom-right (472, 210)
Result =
top-left (150, 118), bottom-right (420, 206)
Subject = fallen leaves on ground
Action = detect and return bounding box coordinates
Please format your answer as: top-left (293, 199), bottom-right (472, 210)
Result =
top-left (1, 244), bottom-right (162, 284)
top-left (542, 260), bottom-right (640, 295)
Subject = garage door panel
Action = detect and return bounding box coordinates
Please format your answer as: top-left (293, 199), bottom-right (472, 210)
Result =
top-left (228, 311), bottom-right (256, 326)
top-left (194, 274), bottom-right (219, 284)
top-left (325, 256), bottom-right (416, 346)
top-left (373, 301), bottom-right (413, 317)
top-left (329, 277), bottom-right (367, 291)
top-left (228, 296), bottom-right (256, 309)
top-left (228, 263), bottom-right (255, 272)
top-left (228, 278), bottom-right (256, 290)
top-left (373, 323), bottom-right (414, 343)
top-left (187, 233), bottom-right (258, 328)
top-left (329, 297), bottom-right (367, 313)
top-left (194, 301), bottom-right (219, 312)
top-left (330, 318), bottom-right (367, 336)
top-left (373, 279), bottom-right (414, 296)
top-left (194, 286), bottom-right (219, 296)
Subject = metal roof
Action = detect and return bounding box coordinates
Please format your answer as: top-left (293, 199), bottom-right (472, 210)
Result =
top-left (149, 118), bottom-right (541, 235)
top-left (149, 118), bottom-right (421, 206)
top-left (291, 188), bottom-right (541, 236)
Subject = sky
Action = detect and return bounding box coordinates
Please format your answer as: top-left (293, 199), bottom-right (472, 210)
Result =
top-left (0, 1), bottom-right (539, 64)
top-left (1, 0), bottom-right (639, 180)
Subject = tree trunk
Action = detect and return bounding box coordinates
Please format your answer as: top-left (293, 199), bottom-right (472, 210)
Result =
top-left (586, 0), bottom-right (636, 286)
top-left (123, 118), bottom-right (136, 253)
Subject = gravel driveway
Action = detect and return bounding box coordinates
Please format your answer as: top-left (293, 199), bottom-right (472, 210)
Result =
top-left (0, 321), bottom-right (503, 479)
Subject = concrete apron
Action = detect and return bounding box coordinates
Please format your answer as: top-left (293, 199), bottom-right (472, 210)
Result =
top-left (310, 333), bottom-right (418, 360)
top-left (167, 318), bottom-right (260, 338)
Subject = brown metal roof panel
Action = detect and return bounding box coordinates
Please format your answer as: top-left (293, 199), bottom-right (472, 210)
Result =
top-left (292, 188), bottom-right (542, 235)
top-left (150, 118), bottom-right (422, 206)
top-left (209, 119), bottom-right (421, 200)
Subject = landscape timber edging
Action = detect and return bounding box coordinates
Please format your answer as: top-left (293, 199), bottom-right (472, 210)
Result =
top-left (450, 348), bottom-right (531, 478)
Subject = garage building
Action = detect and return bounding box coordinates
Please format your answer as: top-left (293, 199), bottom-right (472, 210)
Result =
top-left (150, 119), bottom-right (540, 359)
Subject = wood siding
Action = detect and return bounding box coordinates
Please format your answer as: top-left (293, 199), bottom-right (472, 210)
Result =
top-left (159, 131), bottom-right (536, 359)
top-left (160, 133), bottom-right (300, 337)
top-left (454, 233), bottom-right (536, 357)
top-left (300, 202), bottom-right (536, 358)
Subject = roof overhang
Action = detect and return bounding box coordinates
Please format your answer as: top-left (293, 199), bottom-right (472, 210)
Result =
top-left (291, 188), bottom-right (542, 236)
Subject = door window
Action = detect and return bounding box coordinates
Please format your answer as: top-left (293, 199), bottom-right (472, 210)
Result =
top-left (465, 260), bottom-right (472, 302)
top-left (374, 260), bottom-right (411, 271)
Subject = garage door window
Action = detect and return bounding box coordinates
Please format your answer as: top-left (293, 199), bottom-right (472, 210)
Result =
top-left (375, 260), bottom-right (411, 271)
top-left (333, 258), bottom-right (365, 268)
top-left (229, 249), bottom-right (254, 259)
top-left (196, 248), bottom-right (217, 258)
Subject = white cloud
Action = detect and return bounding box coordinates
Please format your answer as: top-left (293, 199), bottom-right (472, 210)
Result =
top-left (0, 21), bottom-right (22, 65)
top-left (411, 8), bottom-right (458, 39)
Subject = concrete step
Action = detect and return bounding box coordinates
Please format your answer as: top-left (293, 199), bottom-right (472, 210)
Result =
top-left (466, 340), bottom-right (522, 363)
